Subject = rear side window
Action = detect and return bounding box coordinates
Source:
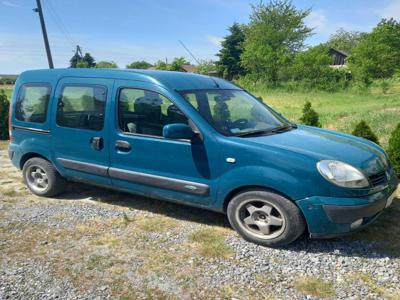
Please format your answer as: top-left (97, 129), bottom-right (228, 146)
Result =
top-left (15, 84), bottom-right (51, 123)
top-left (56, 85), bottom-right (106, 131)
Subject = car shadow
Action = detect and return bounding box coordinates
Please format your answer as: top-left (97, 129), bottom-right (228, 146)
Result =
top-left (58, 182), bottom-right (231, 228)
top-left (57, 182), bottom-right (400, 259)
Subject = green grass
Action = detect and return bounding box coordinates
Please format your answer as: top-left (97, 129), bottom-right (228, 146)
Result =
top-left (295, 276), bottom-right (335, 298)
top-left (188, 227), bottom-right (232, 258)
top-left (253, 88), bottom-right (400, 147)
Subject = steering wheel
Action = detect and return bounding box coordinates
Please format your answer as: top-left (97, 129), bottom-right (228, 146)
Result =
top-left (231, 118), bottom-right (249, 130)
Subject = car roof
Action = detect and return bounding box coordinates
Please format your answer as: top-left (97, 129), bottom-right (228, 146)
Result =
top-left (18, 68), bottom-right (241, 91)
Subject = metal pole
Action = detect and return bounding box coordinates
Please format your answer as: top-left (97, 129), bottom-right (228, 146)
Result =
top-left (34, 0), bottom-right (54, 68)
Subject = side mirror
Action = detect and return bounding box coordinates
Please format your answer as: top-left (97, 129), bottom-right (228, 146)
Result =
top-left (163, 123), bottom-right (196, 140)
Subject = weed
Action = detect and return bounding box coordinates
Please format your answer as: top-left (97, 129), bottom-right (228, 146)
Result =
top-left (0, 188), bottom-right (18, 197)
top-left (122, 212), bottom-right (133, 225)
top-left (87, 255), bottom-right (104, 270)
top-left (188, 227), bottom-right (232, 259)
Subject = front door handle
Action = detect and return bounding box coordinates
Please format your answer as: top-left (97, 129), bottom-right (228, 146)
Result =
top-left (115, 140), bottom-right (131, 152)
top-left (90, 137), bottom-right (104, 151)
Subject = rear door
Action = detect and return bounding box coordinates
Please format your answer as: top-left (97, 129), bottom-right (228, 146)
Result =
top-left (51, 77), bottom-right (113, 186)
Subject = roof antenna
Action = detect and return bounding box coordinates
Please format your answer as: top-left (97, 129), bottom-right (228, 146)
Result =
top-left (178, 40), bottom-right (200, 64)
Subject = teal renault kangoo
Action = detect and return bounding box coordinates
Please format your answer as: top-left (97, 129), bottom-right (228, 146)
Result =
top-left (8, 69), bottom-right (399, 246)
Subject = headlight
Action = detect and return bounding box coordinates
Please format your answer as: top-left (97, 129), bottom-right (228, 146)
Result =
top-left (317, 160), bottom-right (369, 188)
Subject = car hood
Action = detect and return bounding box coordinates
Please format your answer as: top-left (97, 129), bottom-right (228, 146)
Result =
top-left (243, 125), bottom-right (388, 176)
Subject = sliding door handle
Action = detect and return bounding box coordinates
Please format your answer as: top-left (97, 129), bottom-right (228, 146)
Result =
top-left (115, 140), bottom-right (131, 152)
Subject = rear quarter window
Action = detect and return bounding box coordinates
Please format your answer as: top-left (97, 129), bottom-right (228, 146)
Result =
top-left (15, 84), bottom-right (51, 123)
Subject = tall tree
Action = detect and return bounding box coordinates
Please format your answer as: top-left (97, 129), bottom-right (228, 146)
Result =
top-left (96, 61), bottom-right (118, 68)
top-left (126, 60), bottom-right (152, 69)
top-left (348, 18), bottom-right (400, 85)
top-left (70, 52), bottom-right (96, 68)
top-left (241, 0), bottom-right (312, 84)
top-left (327, 28), bottom-right (365, 54)
top-left (216, 22), bottom-right (245, 80)
top-left (82, 53), bottom-right (96, 68)
top-left (69, 52), bottom-right (82, 68)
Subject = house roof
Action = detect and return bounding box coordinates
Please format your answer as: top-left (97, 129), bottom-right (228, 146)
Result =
top-left (329, 48), bottom-right (348, 57)
top-left (180, 64), bottom-right (196, 73)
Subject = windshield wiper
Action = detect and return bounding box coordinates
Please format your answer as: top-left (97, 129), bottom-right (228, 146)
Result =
top-left (269, 124), bottom-right (295, 133)
top-left (235, 129), bottom-right (274, 137)
top-left (235, 124), bottom-right (296, 137)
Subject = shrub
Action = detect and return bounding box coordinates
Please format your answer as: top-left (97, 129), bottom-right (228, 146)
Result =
top-left (300, 101), bottom-right (321, 127)
top-left (352, 120), bottom-right (379, 145)
top-left (0, 89), bottom-right (9, 140)
top-left (387, 123), bottom-right (400, 176)
top-left (291, 44), bottom-right (352, 92)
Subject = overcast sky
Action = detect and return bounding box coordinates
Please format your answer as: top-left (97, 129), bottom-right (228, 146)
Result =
top-left (1, 0), bottom-right (399, 74)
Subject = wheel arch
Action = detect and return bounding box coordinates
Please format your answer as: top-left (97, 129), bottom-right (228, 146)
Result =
top-left (222, 185), bottom-right (295, 213)
top-left (19, 152), bottom-right (50, 170)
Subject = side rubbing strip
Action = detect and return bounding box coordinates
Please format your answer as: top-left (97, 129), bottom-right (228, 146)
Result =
top-left (12, 125), bottom-right (50, 134)
top-left (57, 158), bottom-right (108, 176)
top-left (109, 167), bottom-right (209, 196)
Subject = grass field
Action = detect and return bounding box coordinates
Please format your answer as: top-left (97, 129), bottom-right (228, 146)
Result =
top-left (250, 87), bottom-right (400, 147)
top-left (2, 83), bottom-right (400, 147)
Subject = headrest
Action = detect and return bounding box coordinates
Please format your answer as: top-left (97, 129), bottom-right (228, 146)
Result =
top-left (134, 96), bottom-right (163, 106)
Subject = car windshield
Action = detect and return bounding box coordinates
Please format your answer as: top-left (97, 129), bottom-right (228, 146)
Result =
top-left (179, 89), bottom-right (292, 136)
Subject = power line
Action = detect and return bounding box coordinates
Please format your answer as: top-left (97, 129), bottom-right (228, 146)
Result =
top-left (43, 0), bottom-right (77, 48)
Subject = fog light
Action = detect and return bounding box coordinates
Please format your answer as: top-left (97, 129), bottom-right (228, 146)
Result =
top-left (351, 219), bottom-right (363, 229)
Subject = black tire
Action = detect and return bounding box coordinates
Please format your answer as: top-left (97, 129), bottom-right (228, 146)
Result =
top-left (227, 189), bottom-right (306, 247)
top-left (22, 157), bottom-right (67, 197)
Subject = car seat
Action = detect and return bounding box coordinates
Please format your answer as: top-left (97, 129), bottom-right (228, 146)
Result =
top-left (167, 104), bottom-right (188, 124)
top-left (134, 95), bottom-right (163, 136)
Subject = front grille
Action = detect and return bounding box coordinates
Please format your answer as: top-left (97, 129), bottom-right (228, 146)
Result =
top-left (369, 171), bottom-right (387, 187)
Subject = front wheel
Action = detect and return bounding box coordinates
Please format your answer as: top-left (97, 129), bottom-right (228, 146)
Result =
top-left (23, 157), bottom-right (67, 197)
top-left (227, 189), bottom-right (306, 247)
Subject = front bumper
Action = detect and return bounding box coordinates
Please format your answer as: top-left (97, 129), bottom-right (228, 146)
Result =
top-left (297, 181), bottom-right (399, 238)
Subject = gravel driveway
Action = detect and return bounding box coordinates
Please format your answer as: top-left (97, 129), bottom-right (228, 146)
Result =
top-left (1, 149), bottom-right (399, 300)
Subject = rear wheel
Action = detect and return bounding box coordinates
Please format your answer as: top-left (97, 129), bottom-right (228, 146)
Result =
top-left (23, 157), bottom-right (67, 197)
top-left (227, 189), bottom-right (305, 247)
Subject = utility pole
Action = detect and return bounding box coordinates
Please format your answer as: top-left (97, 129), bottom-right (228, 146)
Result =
top-left (34, 0), bottom-right (54, 68)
